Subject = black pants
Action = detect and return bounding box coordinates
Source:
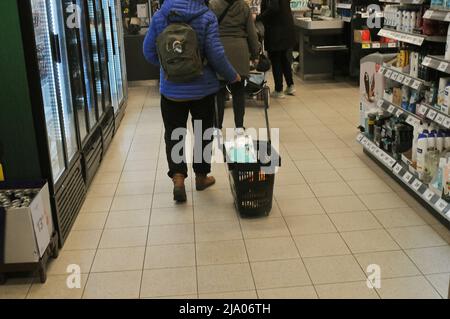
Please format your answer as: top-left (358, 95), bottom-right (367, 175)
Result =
top-left (161, 95), bottom-right (215, 178)
top-left (269, 50), bottom-right (294, 92)
top-left (216, 81), bottom-right (246, 129)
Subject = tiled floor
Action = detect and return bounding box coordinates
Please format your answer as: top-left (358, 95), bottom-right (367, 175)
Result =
top-left (2, 77), bottom-right (450, 299)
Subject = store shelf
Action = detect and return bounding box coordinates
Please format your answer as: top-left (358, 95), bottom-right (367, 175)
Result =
top-left (356, 42), bottom-right (398, 49)
top-left (379, 65), bottom-right (427, 91)
top-left (341, 16), bottom-right (352, 22)
top-left (357, 133), bottom-right (450, 222)
top-left (336, 3), bottom-right (352, 9)
top-left (423, 9), bottom-right (450, 21)
top-left (378, 98), bottom-right (450, 129)
top-left (422, 55), bottom-right (450, 74)
top-left (377, 99), bottom-right (423, 127)
top-left (378, 28), bottom-right (445, 46)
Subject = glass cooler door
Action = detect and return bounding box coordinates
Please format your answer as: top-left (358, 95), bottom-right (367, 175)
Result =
top-left (30, 0), bottom-right (66, 182)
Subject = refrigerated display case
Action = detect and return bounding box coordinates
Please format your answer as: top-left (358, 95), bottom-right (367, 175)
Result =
top-left (0, 0), bottom-right (127, 245)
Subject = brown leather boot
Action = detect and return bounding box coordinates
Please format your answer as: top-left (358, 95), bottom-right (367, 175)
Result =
top-left (195, 174), bottom-right (216, 191)
top-left (172, 174), bottom-right (187, 202)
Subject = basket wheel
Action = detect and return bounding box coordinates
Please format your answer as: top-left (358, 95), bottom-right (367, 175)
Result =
top-left (38, 263), bottom-right (47, 284)
top-left (0, 273), bottom-right (6, 285)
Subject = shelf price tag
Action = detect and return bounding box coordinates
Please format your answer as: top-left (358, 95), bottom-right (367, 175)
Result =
top-left (423, 10), bottom-right (433, 19)
top-left (377, 99), bottom-right (384, 108)
top-left (391, 72), bottom-right (399, 80)
top-left (445, 12), bottom-right (450, 22)
top-left (423, 189), bottom-right (435, 202)
top-left (396, 74), bottom-right (405, 82)
top-left (411, 80), bottom-right (421, 90)
top-left (393, 164), bottom-right (403, 175)
top-left (403, 172), bottom-right (414, 183)
top-left (435, 199), bottom-right (448, 213)
top-left (357, 133), bottom-right (364, 142)
top-left (385, 70), bottom-right (393, 78)
top-left (379, 66), bottom-right (385, 74)
top-left (427, 109), bottom-right (437, 120)
top-left (438, 61), bottom-right (449, 72)
top-left (388, 158), bottom-right (396, 167)
top-left (422, 56), bottom-right (432, 66)
top-left (412, 179), bottom-right (423, 191)
top-left (372, 42), bottom-right (381, 48)
top-left (395, 109), bottom-right (404, 117)
top-left (388, 42), bottom-right (397, 48)
top-left (435, 113), bottom-right (445, 125)
top-left (403, 77), bottom-right (412, 86)
top-left (443, 117), bottom-right (450, 128)
top-left (387, 104), bottom-right (395, 113)
top-left (406, 115), bottom-right (417, 126)
top-left (418, 104), bottom-right (428, 116)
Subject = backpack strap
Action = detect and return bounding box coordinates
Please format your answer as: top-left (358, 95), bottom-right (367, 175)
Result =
top-left (218, 0), bottom-right (237, 24)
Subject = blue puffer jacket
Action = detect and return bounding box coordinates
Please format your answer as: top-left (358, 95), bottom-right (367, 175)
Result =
top-left (143, 0), bottom-right (238, 100)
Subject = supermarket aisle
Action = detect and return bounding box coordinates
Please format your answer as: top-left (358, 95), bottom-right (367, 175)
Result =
top-left (2, 78), bottom-right (450, 299)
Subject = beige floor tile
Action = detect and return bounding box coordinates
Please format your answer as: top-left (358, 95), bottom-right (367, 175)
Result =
top-left (274, 184), bottom-right (315, 200)
top-left (277, 198), bottom-right (326, 216)
top-left (426, 273), bottom-right (450, 298)
top-left (87, 183), bottom-right (117, 197)
top-left (318, 195), bottom-right (367, 213)
top-left (124, 159), bottom-right (158, 172)
top-left (285, 215), bottom-right (336, 235)
top-left (119, 170), bottom-right (156, 184)
top-left (150, 206), bottom-right (193, 226)
top-left (91, 247), bottom-right (145, 272)
top-left (149, 294), bottom-right (198, 299)
top-left (315, 281), bottom-right (379, 299)
top-left (341, 229), bottom-right (400, 253)
top-left (376, 276), bottom-right (442, 299)
top-left (406, 246), bottom-right (450, 274)
top-left (246, 237), bottom-right (300, 262)
top-left (347, 179), bottom-right (392, 195)
top-left (355, 251), bottom-right (420, 279)
top-left (196, 240), bottom-right (248, 265)
top-left (141, 267), bottom-right (197, 298)
top-left (251, 259), bottom-right (311, 289)
top-left (111, 194), bottom-right (152, 211)
top-left (258, 286), bottom-right (318, 299)
top-left (294, 233), bottom-right (351, 258)
top-left (194, 205), bottom-right (238, 223)
top-left (329, 211), bottom-right (382, 232)
top-left (275, 171), bottom-right (307, 186)
top-left (83, 271), bottom-right (142, 299)
top-left (198, 263), bottom-right (255, 294)
top-left (309, 181), bottom-right (354, 198)
top-left (330, 157), bottom-right (367, 169)
top-left (358, 193), bottom-right (408, 210)
top-left (287, 149), bottom-right (324, 161)
top-left (337, 167), bottom-right (379, 181)
top-left (92, 172), bottom-right (121, 185)
top-left (304, 255), bottom-right (366, 285)
top-left (0, 277), bottom-right (33, 299)
top-left (73, 213), bottom-right (108, 231)
top-left (28, 275), bottom-right (88, 299)
top-left (105, 210), bottom-right (151, 229)
top-left (195, 220), bottom-right (242, 242)
top-left (47, 250), bottom-right (96, 275)
top-left (200, 290), bottom-right (258, 299)
top-left (145, 244), bottom-right (195, 269)
top-left (193, 189), bottom-right (235, 206)
top-left (80, 196), bottom-right (113, 213)
top-left (302, 170), bottom-right (343, 184)
top-left (321, 148), bottom-right (357, 160)
top-left (99, 227), bottom-right (148, 248)
top-left (431, 224), bottom-right (450, 245)
top-left (294, 159), bottom-right (333, 172)
top-left (148, 224), bottom-right (195, 245)
top-left (116, 182), bottom-right (155, 196)
top-left (388, 225), bottom-right (447, 249)
top-left (152, 192), bottom-right (193, 208)
top-left (371, 208), bottom-right (427, 228)
top-left (240, 217), bottom-right (290, 239)
top-left (64, 230), bottom-right (102, 251)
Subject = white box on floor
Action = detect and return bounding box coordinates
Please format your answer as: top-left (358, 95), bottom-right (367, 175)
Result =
top-left (1, 183), bottom-right (54, 264)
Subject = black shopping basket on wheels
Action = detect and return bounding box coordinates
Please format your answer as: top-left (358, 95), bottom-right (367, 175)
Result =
top-left (215, 96), bottom-right (281, 218)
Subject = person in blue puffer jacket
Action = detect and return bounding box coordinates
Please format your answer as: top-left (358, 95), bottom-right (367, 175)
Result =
top-left (143, 0), bottom-right (241, 203)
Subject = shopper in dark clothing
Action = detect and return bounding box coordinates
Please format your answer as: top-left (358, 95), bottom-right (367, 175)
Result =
top-left (259, 0), bottom-right (296, 98)
top-left (210, 0), bottom-right (260, 131)
top-left (143, 0), bottom-right (240, 202)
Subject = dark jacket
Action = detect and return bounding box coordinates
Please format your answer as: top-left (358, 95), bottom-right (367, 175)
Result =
top-left (259, 0), bottom-right (295, 51)
top-left (210, 0), bottom-right (261, 76)
top-left (143, 0), bottom-right (237, 100)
